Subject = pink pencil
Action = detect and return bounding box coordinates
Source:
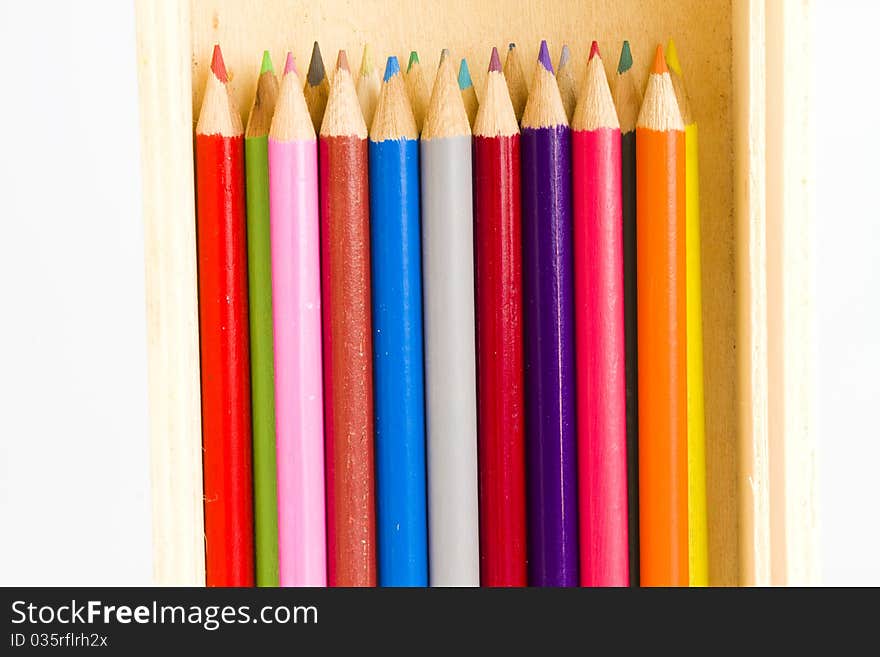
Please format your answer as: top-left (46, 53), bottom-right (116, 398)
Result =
top-left (269, 53), bottom-right (326, 586)
top-left (571, 42), bottom-right (628, 586)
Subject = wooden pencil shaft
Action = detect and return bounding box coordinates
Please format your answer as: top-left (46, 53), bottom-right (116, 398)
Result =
top-left (369, 131), bottom-right (428, 587)
top-left (685, 122), bottom-right (709, 586)
top-left (572, 124), bottom-right (629, 586)
top-left (269, 135), bottom-right (327, 587)
top-left (473, 132), bottom-right (528, 587)
top-left (421, 135), bottom-right (480, 587)
top-left (521, 48), bottom-right (578, 587)
top-left (636, 124), bottom-right (688, 587)
top-left (244, 133), bottom-right (279, 587)
top-left (621, 129), bottom-right (640, 586)
top-left (195, 132), bottom-right (254, 587)
top-left (319, 134), bottom-right (377, 587)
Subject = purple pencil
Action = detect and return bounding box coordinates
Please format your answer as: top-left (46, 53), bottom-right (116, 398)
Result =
top-left (521, 40), bottom-right (578, 587)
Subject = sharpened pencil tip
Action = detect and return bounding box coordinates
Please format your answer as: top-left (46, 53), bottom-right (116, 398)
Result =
top-left (458, 58), bottom-right (473, 89)
top-left (407, 50), bottom-right (419, 72)
top-left (360, 44), bottom-right (374, 75)
top-left (666, 39), bottom-right (682, 76)
top-left (337, 49), bottom-right (350, 73)
top-left (509, 43), bottom-right (516, 51)
top-left (440, 48), bottom-right (450, 64)
top-left (210, 44), bottom-right (228, 83)
top-left (538, 40), bottom-right (554, 73)
top-left (284, 51), bottom-right (298, 76)
top-left (260, 50), bottom-right (274, 74)
top-left (383, 55), bottom-right (400, 82)
top-left (489, 47), bottom-right (502, 72)
top-left (652, 44), bottom-right (668, 75)
top-left (589, 41), bottom-right (600, 61)
top-left (559, 44), bottom-right (571, 68)
top-left (308, 41), bottom-right (326, 85)
top-left (617, 41), bottom-right (633, 74)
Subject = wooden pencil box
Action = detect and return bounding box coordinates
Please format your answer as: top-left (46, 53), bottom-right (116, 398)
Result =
top-left (135, 0), bottom-right (816, 586)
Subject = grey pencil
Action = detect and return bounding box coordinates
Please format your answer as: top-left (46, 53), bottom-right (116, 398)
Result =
top-left (420, 48), bottom-right (480, 587)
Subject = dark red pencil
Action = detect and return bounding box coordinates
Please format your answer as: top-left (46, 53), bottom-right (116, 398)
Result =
top-left (473, 47), bottom-right (527, 587)
top-left (195, 45), bottom-right (254, 587)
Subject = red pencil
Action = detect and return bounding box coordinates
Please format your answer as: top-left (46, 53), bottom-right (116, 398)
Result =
top-left (473, 47), bottom-right (527, 587)
top-left (195, 45), bottom-right (254, 587)
top-left (571, 42), bottom-right (628, 586)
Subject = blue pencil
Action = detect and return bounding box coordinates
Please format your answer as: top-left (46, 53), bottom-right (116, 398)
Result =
top-left (369, 56), bottom-right (428, 587)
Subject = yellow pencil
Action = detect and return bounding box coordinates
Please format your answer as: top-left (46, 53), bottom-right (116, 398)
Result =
top-left (667, 39), bottom-right (708, 587)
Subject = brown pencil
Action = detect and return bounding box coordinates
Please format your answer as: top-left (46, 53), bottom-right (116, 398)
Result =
top-left (318, 50), bottom-right (377, 587)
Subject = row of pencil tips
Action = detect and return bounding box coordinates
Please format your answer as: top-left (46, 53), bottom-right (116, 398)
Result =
top-left (205, 38), bottom-right (692, 139)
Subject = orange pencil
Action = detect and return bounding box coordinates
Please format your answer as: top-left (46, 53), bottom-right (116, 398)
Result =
top-left (636, 45), bottom-right (688, 587)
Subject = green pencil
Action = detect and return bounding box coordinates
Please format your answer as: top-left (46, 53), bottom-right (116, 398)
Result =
top-left (245, 50), bottom-right (280, 587)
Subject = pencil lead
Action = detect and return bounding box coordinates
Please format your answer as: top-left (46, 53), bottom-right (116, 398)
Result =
top-left (308, 41), bottom-right (326, 85)
top-left (458, 58), bottom-right (473, 90)
top-left (508, 42), bottom-right (516, 51)
top-left (651, 45), bottom-right (668, 75)
top-left (337, 49), bottom-right (350, 73)
top-left (284, 51), bottom-right (298, 76)
top-left (383, 55), bottom-right (400, 82)
top-left (538, 40), bottom-right (554, 73)
top-left (360, 44), bottom-right (375, 75)
top-left (489, 47), bottom-right (502, 72)
top-left (589, 41), bottom-right (600, 61)
top-left (440, 48), bottom-right (450, 64)
top-left (617, 41), bottom-right (633, 74)
top-left (408, 50), bottom-right (420, 72)
top-left (559, 44), bottom-right (572, 69)
top-left (666, 39), bottom-right (682, 76)
top-left (260, 50), bottom-right (274, 75)
top-left (211, 44), bottom-right (228, 83)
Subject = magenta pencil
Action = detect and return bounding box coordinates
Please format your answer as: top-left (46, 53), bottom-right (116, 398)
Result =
top-left (571, 42), bottom-right (628, 586)
top-left (269, 53), bottom-right (327, 586)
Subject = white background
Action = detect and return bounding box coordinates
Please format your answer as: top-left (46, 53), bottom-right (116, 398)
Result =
top-left (0, 0), bottom-right (877, 585)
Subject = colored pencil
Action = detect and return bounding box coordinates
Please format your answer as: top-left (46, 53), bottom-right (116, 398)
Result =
top-left (521, 40), bottom-right (578, 587)
top-left (195, 44), bottom-right (254, 587)
top-left (473, 47), bottom-right (528, 587)
top-left (667, 38), bottom-right (709, 587)
top-left (369, 56), bottom-right (428, 587)
top-left (636, 45), bottom-right (688, 587)
top-left (458, 58), bottom-right (479, 127)
top-left (244, 50), bottom-right (280, 588)
top-left (421, 48), bottom-right (480, 587)
top-left (613, 39), bottom-right (642, 586)
top-left (503, 43), bottom-right (528, 123)
top-left (269, 53), bottom-right (327, 587)
top-left (319, 50), bottom-right (377, 587)
top-left (556, 44), bottom-right (576, 122)
top-left (406, 51), bottom-right (430, 133)
top-left (571, 42), bottom-right (628, 587)
top-left (304, 41), bottom-right (330, 132)
top-left (357, 43), bottom-right (381, 130)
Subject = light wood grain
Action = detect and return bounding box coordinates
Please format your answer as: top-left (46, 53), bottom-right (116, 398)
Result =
top-left (765, 0), bottom-right (818, 586)
top-left (734, 0), bottom-right (817, 585)
top-left (135, 0), bottom-right (206, 586)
